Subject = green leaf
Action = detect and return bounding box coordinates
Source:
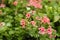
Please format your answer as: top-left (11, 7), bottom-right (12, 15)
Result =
top-left (57, 38), bottom-right (60, 40)
top-left (54, 15), bottom-right (60, 22)
top-left (9, 30), bottom-right (14, 35)
top-left (54, 12), bottom-right (60, 22)
top-left (0, 26), bottom-right (8, 33)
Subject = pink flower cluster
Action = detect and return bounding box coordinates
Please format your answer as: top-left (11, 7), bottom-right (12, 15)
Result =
top-left (41, 16), bottom-right (50, 24)
top-left (38, 26), bottom-right (56, 38)
top-left (38, 26), bottom-right (52, 35)
top-left (0, 4), bottom-right (5, 8)
top-left (20, 19), bottom-right (36, 28)
top-left (28, 0), bottom-right (42, 8)
top-left (36, 16), bottom-right (50, 24)
top-left (36, 16), bottom-right (50, 25)
top-left (20, 11), bottom-right (36, 28)
top-left (20, 9), bottom-right (56, 38)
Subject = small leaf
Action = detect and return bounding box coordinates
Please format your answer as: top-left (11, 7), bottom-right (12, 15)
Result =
top-left (54, 15), bottom-right (60, 22)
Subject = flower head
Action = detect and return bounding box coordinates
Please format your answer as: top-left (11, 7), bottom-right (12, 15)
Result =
top-left (0, 4), bottom-right (5, 8)
top-left (41, 16), bottom-right (50, 24)
top-left (30, 21), bottom-right (36, 26)
top-left (20, 19), bottom-right (26, 28)
top-left (46, 27), bottom-right (52, 35)
top-left (26, 13), bottom-right (31, 18)
top-left (38, 27), bottom-right (46, 35)
top-left (13, 1), bottom-right (18, 6)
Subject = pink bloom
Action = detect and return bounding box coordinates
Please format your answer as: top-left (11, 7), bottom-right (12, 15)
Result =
top-left (46, 27), bottom-right (52, 35)
top-left (34, 3), bottom-right (42, 8)
top-left (13, 1), bottom-right (18, 6)
top-left (41, 16), bottom-right (50, 24)
top-left (28, 0), bottom-right (42, 9)
top-left (0, 4), bottom-right (5, 8)
top-left (38, 27), bottom-right (46, 35)
top-left (20, 19), bottom-right (26, 28)
top-left (30, 21), bottom-right (36, 26)
top-left (26, 13), bottom-right (31, 18)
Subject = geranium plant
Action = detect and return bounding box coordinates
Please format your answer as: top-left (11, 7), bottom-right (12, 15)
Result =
top-left (0, 0), bottom-right (60, 40)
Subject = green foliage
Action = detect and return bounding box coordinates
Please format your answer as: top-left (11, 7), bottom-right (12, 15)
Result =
top-left (0, 0), bottom-right (60, 40)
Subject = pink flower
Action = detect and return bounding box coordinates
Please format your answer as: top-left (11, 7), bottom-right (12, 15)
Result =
top-left (30, 21), bottom-right (36, 26)
top-left (38, 27), bottom-right (46, 35)
top-left (13, 1), bottom-right (18, 6)
top-left (26, 13), bottom-right (31, 18)
top-left (41, 16), bottom-right (50, 24)
top-left (34, 3), bottom-right (42, 8)
top-left (28, 0), bottom-right (42, 9)
top-left (0, 4), bottom-right (5, 8)
top-left (46, 27), bottom-right (52, 35)
top-left (20, 19), bottom-right (26, 28)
